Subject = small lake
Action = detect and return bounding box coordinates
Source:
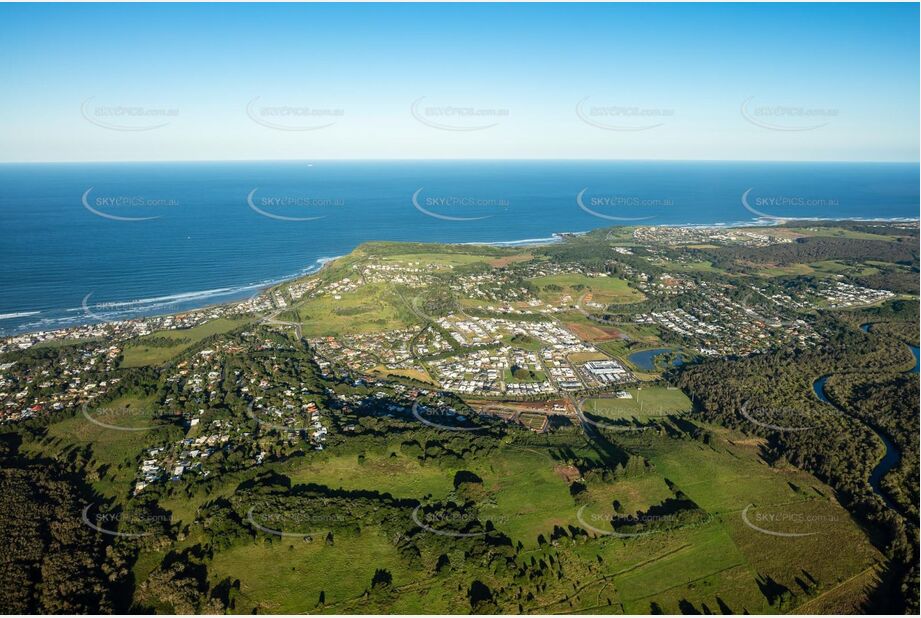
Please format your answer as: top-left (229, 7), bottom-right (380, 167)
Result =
top-left (628, 348), bottom-right (684, 372)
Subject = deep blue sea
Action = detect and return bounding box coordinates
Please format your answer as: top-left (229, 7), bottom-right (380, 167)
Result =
top-left (0, 160), bottom-right (917, 336)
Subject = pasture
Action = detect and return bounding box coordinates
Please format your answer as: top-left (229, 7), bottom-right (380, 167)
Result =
top-left (528, 273), bottom-right (644, 306)
top-left (582, 386), bottom-right (692, 420)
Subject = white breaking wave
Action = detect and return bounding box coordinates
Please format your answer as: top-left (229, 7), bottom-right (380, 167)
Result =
top-left (4, 255), bottom-right (345, 337)
top-left (459, 236), bottom-right (565, 247)
top-left (0, 311), bottom-right (41, 320)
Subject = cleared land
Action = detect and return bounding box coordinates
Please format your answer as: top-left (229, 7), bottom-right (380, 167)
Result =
top-left (190, 420), bottom-right (882, 614)
top-left (120, 317), bottom-right (249, 367)
top-left (583, 386), bottom-right (692, 420)
top-left (529, 273), bottom-right (644, 305)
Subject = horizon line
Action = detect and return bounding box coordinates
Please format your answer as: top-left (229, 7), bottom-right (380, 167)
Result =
top-left (1, 157), bottom-right (919, 165)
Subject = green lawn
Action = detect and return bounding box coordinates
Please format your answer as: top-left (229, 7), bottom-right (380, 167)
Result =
top-left (120, 317), bottom-right (249, 367)
top-left (789, 227), bottom-right (897, 242)
top-left (528, 273), bottom-right (644, 305)
top-left (283, 449), bottom-right (454, 498)
top-left (112, 415), bottom-right (882, 614)
top-left (292, 283), bottom-right (418, 337)
top-left (583, 386), bottom-right (692, 420)
top-left (503, 367), bottom-right (548, 383)
top-left (605, 425), bottom-right (882, 613)
top-left (24, 394), bottom-right (183, 501)
top-left (210, 527), bottom-right (417, 614)
top-left (382, 252), bottom-right (495, 268)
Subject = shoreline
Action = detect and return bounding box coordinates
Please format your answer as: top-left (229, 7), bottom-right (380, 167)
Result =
top-left (1, 217), bottom-right (917, 341)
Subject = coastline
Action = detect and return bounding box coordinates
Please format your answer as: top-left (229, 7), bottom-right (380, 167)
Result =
top-left (1, 217), bottom-right (917, 341)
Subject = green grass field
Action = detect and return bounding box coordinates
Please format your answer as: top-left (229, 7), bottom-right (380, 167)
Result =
top-left (120, 317), bottom-right (249, 367)
top-left (583, 386), bottom-right (692, 420)
top-left (758, 260), bottom-right (883, 279)
top-left (292, 283), bottom-right (418, 337)
top-left (503, 367), bottom-right (547, 383)
top-left (187, 420), bottom-right (882, 614)
top-left (788, 227), bottom-right (898, 242)
top-left (210, 527), bottom-right (416, 613)
top-left (667, 259), bottom-right (723, 273)
top-left (24, 390), bottom-right (877, 614)
top-left (283, 449), bottom-right (455, 498)
top-left (23, 394), bottom-right (183, 501)
top-left (381, 252), bottom-right (495, 268)
top-left (528, 273), bottom-right (644, 305)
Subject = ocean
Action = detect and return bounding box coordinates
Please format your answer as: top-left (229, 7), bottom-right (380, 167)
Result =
top-left (0, 160), bottom-right (917, 336)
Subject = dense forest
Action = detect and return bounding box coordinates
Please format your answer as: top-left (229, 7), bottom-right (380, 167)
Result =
top-left (706, 236), bottom-right (919, 271)
top-left (0, 434), bottom-right (115, 613)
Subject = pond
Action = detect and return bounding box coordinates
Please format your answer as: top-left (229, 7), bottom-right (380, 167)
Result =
top-left (628, 348), bottom-right (684, 372)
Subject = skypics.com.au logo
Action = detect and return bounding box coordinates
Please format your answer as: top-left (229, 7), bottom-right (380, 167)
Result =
top-left (412, 188), bottom-right (509, 222)
top-left (81, 97), bottom-right (179, 132)
top-left (576, 97), bottom-right (674, 132)
top-left (741, 188), bottom-right (840, 221)
top-left (411, 97), bottom-right (509, 132)
top-left (741, 97), bottom-right (838, 132)
top-left (577, 188), bottom-right (672, 222)
top-left (82, 187), bottom-right (179, 222)
top-left (247, 188), bottom-right (344, 222)
top-left (246, 97), bottom-right (344, 131)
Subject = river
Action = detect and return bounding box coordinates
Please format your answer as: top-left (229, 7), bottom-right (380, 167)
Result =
top-left (812, 375), bottom-right (900, 509)
top-left (812, 325), bottom-right (919, 510)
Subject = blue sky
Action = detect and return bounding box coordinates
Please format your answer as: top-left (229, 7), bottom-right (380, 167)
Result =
top-left (0, 2), bottom-right (917, 162)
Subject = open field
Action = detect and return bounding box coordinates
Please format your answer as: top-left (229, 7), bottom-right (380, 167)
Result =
top-left (488, 252), bottom-right (535, 267)
top-left (649, 259), bottom-right (724, 274)
top-left (787, 226), bottom-right (899, 242)
top-left (209, 527), bottom-right (417, 614)
top-left (23, 394), bottom-right (183, 501)
top-left (567, 350), bottom-right (612, 363)
top-left (120, 317), bottom-right (250, 367)
top-left (292, 283), bottom-right (417, 337)
top-left (382, 252), bottom-right (495, 268)
top-left (582, 386), bottom-right (692, 419)
top-left (755, 263), bottom-right (817, 278)
top-left (529, 273), bottom-right (644, 305)
top-left (756, 259), bottom-right (882, 279)
top-left (284, 449), bottom-right (456, 498)
top-left (188, 420), bottom-right (882, 614)
top-left (565, 321), bottom-right (623, 342)
top-left (371, 365), bottom-right (436, 384)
